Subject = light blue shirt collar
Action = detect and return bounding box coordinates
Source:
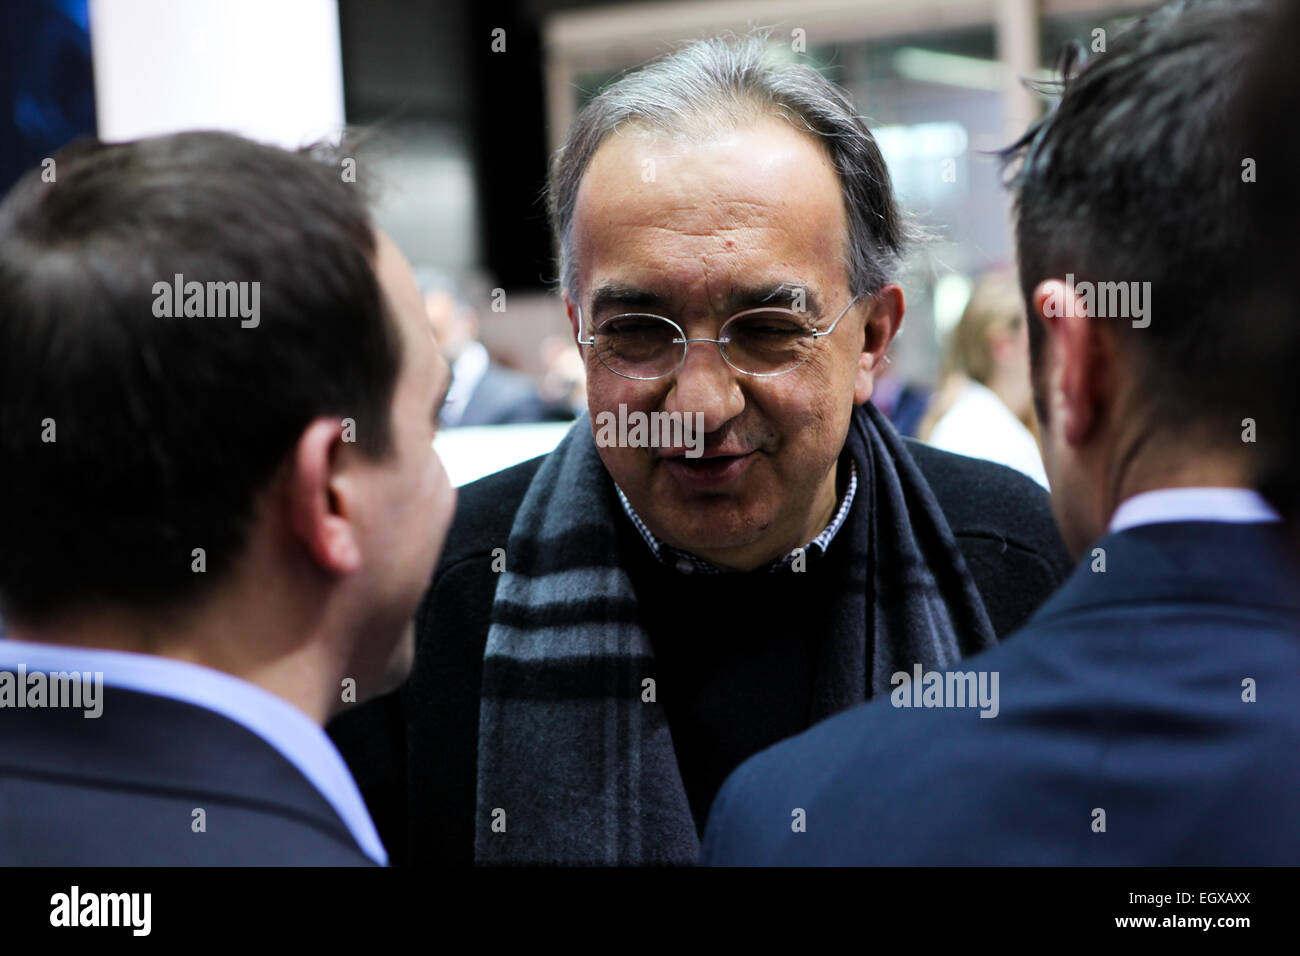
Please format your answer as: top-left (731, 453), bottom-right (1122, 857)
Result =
top-left (0, 638), bottom-right (386, 866)
top-left (1109, 486), bottom-right (1281, 533)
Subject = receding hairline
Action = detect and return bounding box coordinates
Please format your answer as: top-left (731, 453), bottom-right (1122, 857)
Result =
top-left (600, 86), bottom-right (828, 140)
top-left (565, 108), bottom-right (853, 299)
top-left (575, 107), bottom-right (843, 201)
top-left (549, 31), bottom-right (907, 303)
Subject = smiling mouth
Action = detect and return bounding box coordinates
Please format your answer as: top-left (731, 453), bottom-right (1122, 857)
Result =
top-left (661, 449), bottom-right (757, 487)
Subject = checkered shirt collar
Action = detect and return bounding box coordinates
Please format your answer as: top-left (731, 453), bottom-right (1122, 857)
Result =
top-left (614, 460), bottom-right (858, 574)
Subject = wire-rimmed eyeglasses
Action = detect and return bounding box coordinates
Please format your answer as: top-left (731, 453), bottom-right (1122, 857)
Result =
top-left (576, 293), bottom-right (863, 380)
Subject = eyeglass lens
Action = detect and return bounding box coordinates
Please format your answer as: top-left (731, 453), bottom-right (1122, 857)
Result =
top-left (592, 311), bottom-right (818, 378)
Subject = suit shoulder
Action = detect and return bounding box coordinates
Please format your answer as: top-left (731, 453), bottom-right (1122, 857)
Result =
top-left (904, 439), bottom-right (1064, 560)
top-left (0, 693), bottom-right (374, 866)
top-left (0, 776), bottom-right (375, 864)
top-left (701, 736), bottom-right (771, 865)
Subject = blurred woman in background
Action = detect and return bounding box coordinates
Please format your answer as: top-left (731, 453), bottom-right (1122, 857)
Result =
top-left (921, 271), bottom-right (1048, 488)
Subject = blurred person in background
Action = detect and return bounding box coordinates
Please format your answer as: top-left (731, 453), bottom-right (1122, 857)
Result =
top-left (416, 267), bottom-right (570, 427)
top-left (703, 0), bottom-right (1300, 866)
top-left (921, 270), bottom-right (1048, 488)
top-left (539, 333), bottom-right (587, 418)
top-left (867, 356), bottom-right (930, 438)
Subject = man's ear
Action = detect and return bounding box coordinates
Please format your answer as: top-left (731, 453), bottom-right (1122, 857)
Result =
top-left (563, 291), bottom-right (580, 343)
top-left (853, 284), bottom-right (904, 405)
top-left (1032, 278), bottom-right (1105, 446)
top-left (285, 418), bottom-right (363, 576)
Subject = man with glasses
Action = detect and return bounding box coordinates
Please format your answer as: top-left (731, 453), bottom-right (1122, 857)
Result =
top-left (579, 291), bottom-right (863, 384)
top-left (330, 32), bottom-right (1071, 865)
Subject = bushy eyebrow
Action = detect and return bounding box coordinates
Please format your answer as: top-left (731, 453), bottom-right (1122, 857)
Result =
top-left (588, 280), bottom-right (823, 318)
top-left (589, 283), bottom-right (668, 315)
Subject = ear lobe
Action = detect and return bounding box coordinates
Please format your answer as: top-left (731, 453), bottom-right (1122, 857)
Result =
top-left (287, 418), bottom-right (363, 576)
top-left (853, 351), bottom-right (892, 405)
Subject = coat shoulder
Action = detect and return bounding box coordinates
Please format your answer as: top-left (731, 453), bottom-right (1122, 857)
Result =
top-left (436, 454), bottom-right (546, 569)
top-left (903, 438), bottom-right (1067, 568)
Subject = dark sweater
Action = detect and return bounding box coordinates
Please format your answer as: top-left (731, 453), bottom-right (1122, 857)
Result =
top-left (328, 439), bottom-right (1071, 865)
top-left (619, 506), bottom-right (855, 834)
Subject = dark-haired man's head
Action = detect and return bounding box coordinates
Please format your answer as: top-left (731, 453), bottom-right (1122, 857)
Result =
top-left (1002, 0), bottom-right (1267, 556)
top-left (0, 131), bottom-right (456, 722)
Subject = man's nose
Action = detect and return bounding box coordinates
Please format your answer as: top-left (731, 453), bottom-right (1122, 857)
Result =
top-left (663, 337), bottom-right (745, 433)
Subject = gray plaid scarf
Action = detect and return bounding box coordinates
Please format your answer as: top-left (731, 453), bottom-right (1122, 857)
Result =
top-left (474, 402), bottom-right (996, 864)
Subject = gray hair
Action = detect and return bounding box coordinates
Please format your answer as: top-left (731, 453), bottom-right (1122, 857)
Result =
top-left (547, 32), bottom-right (906, 302)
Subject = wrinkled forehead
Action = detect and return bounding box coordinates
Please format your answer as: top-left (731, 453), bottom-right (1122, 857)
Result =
top-left (570, 116), bottom-right (851, 310)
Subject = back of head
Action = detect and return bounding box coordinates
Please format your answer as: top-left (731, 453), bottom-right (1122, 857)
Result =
top-left (0, 132), bottom-right (400, 625)
top-left (1002, 0), bottom-right (1267, 444)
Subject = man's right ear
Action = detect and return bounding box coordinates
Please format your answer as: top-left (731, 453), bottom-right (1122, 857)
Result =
top-left (563, 292), bottom-right (580, 343)
top-left (285, 418), bottom-right (363, 576)
top-left (1032, 278), bottom-right (1102, 447)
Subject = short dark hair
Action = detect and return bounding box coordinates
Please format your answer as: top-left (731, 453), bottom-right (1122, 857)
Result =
top-left (0, 131), bottom-right (400, 623)
top-left (1001, 0), bottom-right (1266, 436)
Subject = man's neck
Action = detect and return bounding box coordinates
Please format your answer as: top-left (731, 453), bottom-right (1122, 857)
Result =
top-left (1107, 441), bottom-right (1256, 527)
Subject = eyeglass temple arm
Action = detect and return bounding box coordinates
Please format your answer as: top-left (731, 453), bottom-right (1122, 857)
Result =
top-left (575, 305), bottom-right (595, 346)
top-left (810, 292), bottom-right (865, 338)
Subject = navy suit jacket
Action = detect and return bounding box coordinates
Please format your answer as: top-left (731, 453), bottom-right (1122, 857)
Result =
top-left (701, 521), bottom-right (1300, 865)
top-left (0, 686), bottom-right (375, 865)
